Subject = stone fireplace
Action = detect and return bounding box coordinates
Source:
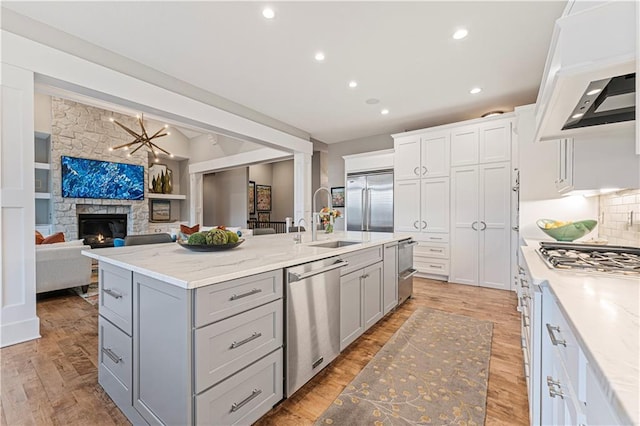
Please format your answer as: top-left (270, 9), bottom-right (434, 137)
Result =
top-left (79, 213), bottom-right (127, 248)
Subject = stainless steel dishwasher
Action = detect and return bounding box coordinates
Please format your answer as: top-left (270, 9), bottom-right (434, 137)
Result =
top-left (285, 256), bottom-right (348, 397)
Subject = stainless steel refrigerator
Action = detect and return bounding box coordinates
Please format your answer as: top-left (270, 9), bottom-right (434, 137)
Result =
top-left (346, 170), bottom-right (394, 232)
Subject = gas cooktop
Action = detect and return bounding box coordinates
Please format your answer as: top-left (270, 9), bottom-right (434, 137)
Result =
top-left (538, 242), bottom-right (640, 275)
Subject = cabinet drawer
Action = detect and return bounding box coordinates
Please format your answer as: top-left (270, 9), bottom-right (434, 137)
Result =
top-left (340, 246), bottom-right (383, 276)
top-left (414, 258), bottom-right (449, 275)
top-left (416, 233), bottom-right (449, 243)
top-left (98, 315), bottom-right (132, 401)
top-left (547, 300), bottom-right (582, 393)
top-left (99, 263), bottom-right (133, 335)
top-left (195, 270), bottom-right (283, 327)
top-left (196, 348), bottom-right (283, 426)
top-left (414, 243), bottom-right (449, 259)
top-left (195, 300), bottom-right (283, 393)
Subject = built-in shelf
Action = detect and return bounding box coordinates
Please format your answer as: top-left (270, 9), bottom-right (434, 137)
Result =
top-left (147, 193), bottom-right (186, 200)
top-left (34, 162), bottom-right (50, 170)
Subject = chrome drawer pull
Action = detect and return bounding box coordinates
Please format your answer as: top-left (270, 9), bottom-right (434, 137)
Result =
top-left (103, 288), bottom-right (123, 299)
top-left (230, 288), bottom-right (262, 301)
top-left (102, 347), bottom-right (122, 364)
top-left (230, 332), bottom-right (262, 349)
top-left (429, 237), bottom-right (443, 240)
top-left (429, 264), bottom-right (443, 269)
top-left (546, 376), bottom-right (564, 399)
top-left (230, 389), bottom-right (262, 412)
top-left (546, 324), bottom-right (567, 347)
top-left (428, 248), bottom-right (442, 252)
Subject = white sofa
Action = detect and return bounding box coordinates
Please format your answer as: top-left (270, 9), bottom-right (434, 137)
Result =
top-left (36, 240), bottom-right (93, 294)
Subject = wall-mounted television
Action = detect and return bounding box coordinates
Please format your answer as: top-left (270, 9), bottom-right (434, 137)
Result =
top-left (61, 156), bottom-right (144, 200)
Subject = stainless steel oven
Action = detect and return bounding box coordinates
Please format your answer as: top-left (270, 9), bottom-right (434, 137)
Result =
top-left (397, 239), bottom-right (418, 305)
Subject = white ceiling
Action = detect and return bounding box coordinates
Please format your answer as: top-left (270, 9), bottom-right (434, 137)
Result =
top-left (4, 1), bottom-right (566, 144)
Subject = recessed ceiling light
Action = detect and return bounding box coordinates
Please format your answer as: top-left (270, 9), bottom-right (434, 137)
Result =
top-left (381, 109), bottom-right (389, 115)
top-left (572, 113), bottom-right (584, 119)
top-left (470, 87), bottom-right (482, 94)
top-left (314, 52), bottom-right (325, 62)
top-left (586, 88), bottom-right (602, 96)
top-left (365, 98), bottom-right (380, 105)
top-left (453, 28), bottom-right (468, 40)
top-left (348, 81), bottom-right (358, 88)
top-left (262, 8), bottom-right (275, 19)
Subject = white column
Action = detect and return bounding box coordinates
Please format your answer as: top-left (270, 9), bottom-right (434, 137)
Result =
top-left (189, 172), bottom-right (203, 226)
top-left (1, 63), bottom-right (41, 347)
top-left (293, 152), bottom-right (312, 228)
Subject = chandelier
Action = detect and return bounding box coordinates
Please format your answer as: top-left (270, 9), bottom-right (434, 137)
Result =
top-left (109, 113), bottom-right (173, 162)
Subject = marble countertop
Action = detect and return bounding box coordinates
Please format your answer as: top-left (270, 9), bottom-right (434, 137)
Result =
top-left (520, 243), bottom-right (639, 425)
top-left (83, 231), bottom-right (411, 290)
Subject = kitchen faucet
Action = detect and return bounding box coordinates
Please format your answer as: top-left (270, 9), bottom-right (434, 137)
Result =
top-left (312, 187), bottom-right (332, 241)
top-left (293, 218), bottom-right (306, 244)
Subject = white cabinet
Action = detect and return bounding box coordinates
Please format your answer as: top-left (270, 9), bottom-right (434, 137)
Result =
top-left (394, 131), bottom-right (450, 180)
top-left (382, 243), bottom-right (398, 315)
top-left (450, 162), bottom-right (511, 290)
top-left (394, 135), bottom-right (421, 181)
top-left (394, 178), bottom-right (449, 237)
top-left (339, 261), bottom-right (383, 351)
top-left (451, 120), bottom-right (512, 167)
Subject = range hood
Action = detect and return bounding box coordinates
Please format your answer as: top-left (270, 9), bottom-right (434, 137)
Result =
top-left (534, 1), bottom-right (637, 142)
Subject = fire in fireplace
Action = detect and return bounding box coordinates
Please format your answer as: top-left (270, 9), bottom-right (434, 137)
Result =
top-left (78, 214), bottom-right (127, 248)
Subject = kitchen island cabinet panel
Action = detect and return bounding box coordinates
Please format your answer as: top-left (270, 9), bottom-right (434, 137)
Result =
top-left (194, 270), bottom-right (282, 328)
top-left (382, 243), bottom-right (398, 315)
top-left (339, 245), bottom-right (383, 276)
top-left (133, 272), bottom-right (191, 426)
top-left (340, 269), bottom-right (364, 351)
top-left (194, 300), bottom-right (283, 394)
top-left (363, 262), bottom-right (383, 331)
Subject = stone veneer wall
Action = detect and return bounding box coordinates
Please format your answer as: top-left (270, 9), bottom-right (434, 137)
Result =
top-left (51, 98), bottom-right (150, 240)
top-left (598, 188), bottom-right (640, 247)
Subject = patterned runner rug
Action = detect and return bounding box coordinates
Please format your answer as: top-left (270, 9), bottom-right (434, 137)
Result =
top-left (315, 308), bottom-right (493, 426)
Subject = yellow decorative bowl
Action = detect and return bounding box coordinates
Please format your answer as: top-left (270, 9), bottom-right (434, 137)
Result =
top-left (536, 219), bottom-right (597, 242)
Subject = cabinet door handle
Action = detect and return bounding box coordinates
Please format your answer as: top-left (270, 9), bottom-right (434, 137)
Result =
top-left (546, 376), bottom-right (564, 399)
top-left (413, 221), bottom-right (420, 229)
top-left (230, 332), bottom-right (262, 349)
top-left (546, 324), bottom-right (567, 347)
top-left (361, 273), bottom-right (370, 279)
top-left (414, 167), bottom-right (420, 176)
top-left (512, 226), bottom-right (519, 232)
top-left (103, 288), bottom-right (123, 299)
top-left (422, 221), bottom-right (427, 229)
top-left (480, 221), bottom-right (487, 231)
top-left (230, 288), bottom-right (262, 301)
top-left (230, 389), bottom-right (262, 412)
top-left (102, 347), bottom-right (122, 364)
top-left (471, 221), bottom-right (478, 231)
top-left (422, 166), bottom-right (428, 175)
top-left (520, 278), bottom-right (529, 289)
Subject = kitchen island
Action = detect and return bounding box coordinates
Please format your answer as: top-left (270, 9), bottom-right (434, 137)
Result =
top-left (83, 231), bottom-right (411, 425)
top-left (520, 243), bottom-right (638, 425)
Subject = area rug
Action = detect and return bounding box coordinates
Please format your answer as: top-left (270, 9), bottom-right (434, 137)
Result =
top-left (70, 276), bottom-right (99, 306)
top-left (315, 308), bottom-right (493, 426)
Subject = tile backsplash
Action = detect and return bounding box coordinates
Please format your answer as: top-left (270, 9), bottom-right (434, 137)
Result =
top-left (598, 189), bottom-right (640, 247)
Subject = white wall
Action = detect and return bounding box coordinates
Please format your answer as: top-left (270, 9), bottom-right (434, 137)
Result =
top-left (202, 168), bottom-right (248, 227)
top-left (327, 133), bottom-right (393, 188)
top-left (189, 133), bottom-right (263, 163)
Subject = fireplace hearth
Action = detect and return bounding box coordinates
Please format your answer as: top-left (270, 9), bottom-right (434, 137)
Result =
top-left (78, 213), bottom-right (127, 248)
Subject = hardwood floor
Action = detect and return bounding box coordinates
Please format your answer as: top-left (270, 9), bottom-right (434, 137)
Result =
top-left (1, 278), bottom-right (528, 426)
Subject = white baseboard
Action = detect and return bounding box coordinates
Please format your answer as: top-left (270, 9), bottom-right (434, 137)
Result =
top-left (1, 316), bottom-right (40, 348)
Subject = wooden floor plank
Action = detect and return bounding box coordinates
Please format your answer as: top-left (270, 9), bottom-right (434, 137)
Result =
top-left (1, 278), bottom-right (528, 426)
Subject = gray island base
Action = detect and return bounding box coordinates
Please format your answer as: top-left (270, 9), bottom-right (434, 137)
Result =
top-left (84, 231), bottom-right (412, 425)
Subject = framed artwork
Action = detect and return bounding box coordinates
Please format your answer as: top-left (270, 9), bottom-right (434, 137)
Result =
top-left (256, 184), bottom-right (272, 211)
top-left (257, 212), bottom-right (270, 222)
top-left (150, 199), bottom-right (171, 222)
top-left (248, 181), bottom-right (256, 215)
top-left (331, 186), bottom-right (345, 207)
top-left (149, 163), bottom-right (173, 194)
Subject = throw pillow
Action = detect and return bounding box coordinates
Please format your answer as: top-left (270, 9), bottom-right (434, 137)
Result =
top-left (35, 231), bottom-right (45, 245)
top-left (41, 232), bottom-right (65, 244)
top-left (180, 224), bottom-right (200, 235)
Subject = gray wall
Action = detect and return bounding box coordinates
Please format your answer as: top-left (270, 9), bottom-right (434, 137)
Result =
top-left (327, 133), bottom-right (393, 188)
top-left (271, 160), bottom-right (294, 221)
top-left (202, 168), bottom-right (248, 227)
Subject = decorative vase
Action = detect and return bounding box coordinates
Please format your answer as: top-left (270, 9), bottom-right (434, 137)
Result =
top-left (325, 223), bottom-right (333, 234)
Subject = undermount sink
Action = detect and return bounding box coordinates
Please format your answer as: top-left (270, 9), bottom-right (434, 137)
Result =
top-left (310, 240), bottom-right (362, 249)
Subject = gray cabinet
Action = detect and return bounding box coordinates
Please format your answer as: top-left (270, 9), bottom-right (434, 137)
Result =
top-left (97, 264), bottom-right (283, 426)
top-left (339, 261), bottom-right (383, 351)
top-left (382, 243), bottom-right (398, 315)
